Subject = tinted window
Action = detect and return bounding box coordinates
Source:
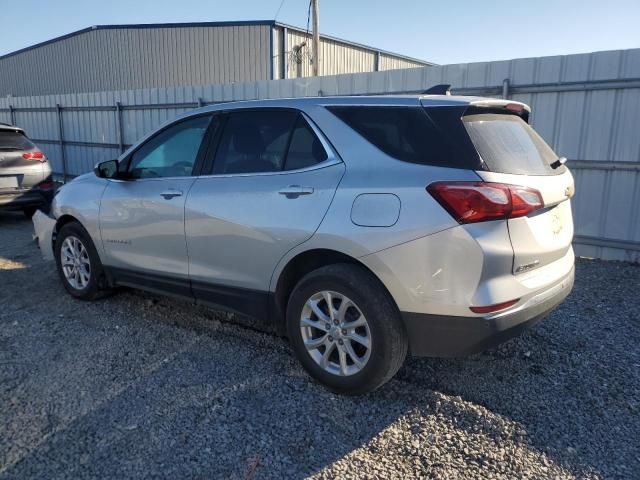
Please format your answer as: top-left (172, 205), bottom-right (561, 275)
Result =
top-left (129, 115), bottom-right (211, 179)
top-left (213, 110), bottom-right (298, 174)
top-left (463, 113), bottom-right (564, 175)
top-left (328, 106), bottom-right (480, 169)
top-left (284, 116), bottom-right (328, 171)
top-left (0, 131), bottom-right (36, 151)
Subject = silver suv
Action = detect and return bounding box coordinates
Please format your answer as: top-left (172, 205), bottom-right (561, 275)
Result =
top-left (0, 123), bottom-right (54, 216)
top-left (33, 95), bottom-right (575, 394)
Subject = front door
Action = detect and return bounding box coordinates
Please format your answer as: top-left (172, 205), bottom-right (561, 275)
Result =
top-left (99, 114), bottom-right (213, 295)
top-left (185, 109), bottom-right (344, 315)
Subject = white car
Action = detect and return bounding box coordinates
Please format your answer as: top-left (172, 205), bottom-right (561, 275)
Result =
top-left (33, 94), bottom-right (575, 394)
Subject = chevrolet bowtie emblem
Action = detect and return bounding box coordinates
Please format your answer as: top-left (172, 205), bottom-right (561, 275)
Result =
top-left (565, 185), bottom-right (574, 198)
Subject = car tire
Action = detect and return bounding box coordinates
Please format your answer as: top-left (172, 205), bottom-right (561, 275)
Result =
top-left (23, 207), bottom-right (37, 218)
top-left (54, 221), bottom-right (109, 300)
top-left (286, 263), bottom-right (408, 395)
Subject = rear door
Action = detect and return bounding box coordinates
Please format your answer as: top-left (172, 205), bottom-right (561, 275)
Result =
top-left (462, 111), bottom-right (574, 273)
top-left (185, 109), bottom-right (344, 314)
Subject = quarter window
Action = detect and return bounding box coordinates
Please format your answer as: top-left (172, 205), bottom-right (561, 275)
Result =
top-left (128, 115), bottom-right (211, 179)
top-left (327, 106), bottom-right (481, 170)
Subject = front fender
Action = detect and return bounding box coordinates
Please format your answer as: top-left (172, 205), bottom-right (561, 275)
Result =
top-left (52, 175), bottom-right (109, 258)
top-left (32, 210), bottom-right (56, 261)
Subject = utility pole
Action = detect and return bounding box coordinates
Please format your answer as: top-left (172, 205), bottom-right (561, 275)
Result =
top-left (311, 0), bottom-right (320, 76)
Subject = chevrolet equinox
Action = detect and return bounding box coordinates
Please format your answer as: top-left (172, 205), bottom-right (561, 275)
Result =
top-left (33, 94), bottom-right (575, 394)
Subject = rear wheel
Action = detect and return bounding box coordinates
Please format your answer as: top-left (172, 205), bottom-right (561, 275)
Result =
top-left (23, 207), bottom-right (37, 218)
top-left (54, 222), bottom-right (109, 300)
top-left (287, 263), bottom-right (408, 395)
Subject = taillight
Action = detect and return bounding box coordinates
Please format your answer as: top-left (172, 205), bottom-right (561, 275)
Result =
top-left (37, 181), bottom-right (55, 190)
top-left (426, 181), bottom-right (543, 224)
top-left (22, 150), bottom-right (46, 162)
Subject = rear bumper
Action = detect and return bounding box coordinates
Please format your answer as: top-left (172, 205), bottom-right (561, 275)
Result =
top-left (0, 189), bottom-right (53, 211)
top-left (402, 265), bottom-right (574, 357)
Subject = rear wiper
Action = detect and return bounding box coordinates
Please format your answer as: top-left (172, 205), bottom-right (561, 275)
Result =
top-left (550, 156), bottom-right (567, 169)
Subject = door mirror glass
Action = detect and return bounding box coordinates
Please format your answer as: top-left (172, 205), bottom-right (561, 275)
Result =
top-left (95, 159), bottom-right (119, 178)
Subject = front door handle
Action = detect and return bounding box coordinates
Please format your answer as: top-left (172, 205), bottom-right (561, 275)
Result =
top-left (278, 185), bottom-right (314, 198)
top-left (160, 189), bottom-right (183, 199)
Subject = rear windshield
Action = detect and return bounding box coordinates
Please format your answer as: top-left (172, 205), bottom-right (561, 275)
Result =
top-left (463, 113), bottom-right (565, 175)
top-left (327, 106), bottom-right (481, 170)
top-left (0, 130), bottom-right (36, 151)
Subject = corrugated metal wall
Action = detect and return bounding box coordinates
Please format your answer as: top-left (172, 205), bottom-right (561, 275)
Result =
top-left (1, 48), bottom-right (638, 262)
top-left (0, 24), bottom-right (272, 96)
top-left (0, 23), bottom-right (430, 96)
top-left (283, 28), bottom-right (376, 78)
top-left (378, 53), bottom-right (428, 71)
top-left (276, 27), bottom-right (425, 79)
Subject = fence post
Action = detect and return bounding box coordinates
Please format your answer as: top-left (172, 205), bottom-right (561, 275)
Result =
top-left (115, 101), bottom-right (124, 154)
top-left (502, 78), bottom-right (510, 99)
top-left (9, 105), bottom-right (15, 125)
top-left (56, 103), bottom-right (68, 183)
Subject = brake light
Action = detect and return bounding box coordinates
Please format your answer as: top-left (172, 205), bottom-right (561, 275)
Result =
top-left (427, 182), bottom-right (543, 224)
top-left (504, 103), bottom-right (525, 114)
top-left (22, 150), bottom-right (46, 162)
top-left (470, 299), bottom-right (519, 314)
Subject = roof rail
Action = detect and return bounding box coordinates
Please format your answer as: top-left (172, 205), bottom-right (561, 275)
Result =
top-left (421, 84), bottom-right (452, 95)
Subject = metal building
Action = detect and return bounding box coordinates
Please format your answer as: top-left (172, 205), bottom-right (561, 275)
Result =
top-left (0, 20), bottom-right (432, 97)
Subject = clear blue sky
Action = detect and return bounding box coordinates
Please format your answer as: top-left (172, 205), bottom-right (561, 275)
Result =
top-left (1, 0), bottom-right (638, 64)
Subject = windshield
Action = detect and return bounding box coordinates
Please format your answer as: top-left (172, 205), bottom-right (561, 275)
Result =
top-left (463, 113), bottom-right (565, 175)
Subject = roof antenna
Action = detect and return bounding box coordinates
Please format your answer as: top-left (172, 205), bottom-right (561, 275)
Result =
top-left (421, 84), bottom-right (452, 95)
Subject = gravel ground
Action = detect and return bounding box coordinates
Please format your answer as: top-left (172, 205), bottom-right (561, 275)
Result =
top-left (0, 212), bottom-right (639, 479)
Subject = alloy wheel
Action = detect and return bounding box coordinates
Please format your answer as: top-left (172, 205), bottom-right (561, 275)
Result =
top-left (60, 235), bottom-right (91, 290)
top-left (300, 290), bottom-right (372, 376)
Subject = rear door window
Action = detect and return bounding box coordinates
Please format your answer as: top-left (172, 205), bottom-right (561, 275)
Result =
top-left (212, 110), bottom-right (329, 174)
top-left (213, 110), bottom-right (297, 174)
top-left (0, 131), bottom-right (36, 151)
top-left (462, 113), bottom-right (564, 175)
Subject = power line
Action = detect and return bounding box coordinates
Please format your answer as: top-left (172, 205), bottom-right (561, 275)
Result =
top-left (273, 0), bottom-right (286, 21)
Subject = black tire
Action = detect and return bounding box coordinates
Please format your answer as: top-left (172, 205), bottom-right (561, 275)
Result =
top-left (286, 263), bottom-right (408, 395)
top-left (54, 221), bottom-right (109, 300)
top-left (23, 207), bottom-right (37, 218)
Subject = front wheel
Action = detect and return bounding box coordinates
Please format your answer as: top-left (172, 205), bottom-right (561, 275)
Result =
top-left (286, 263), bottom-right (408, 395)
top-left (54, 221), bottom-right (109, 300)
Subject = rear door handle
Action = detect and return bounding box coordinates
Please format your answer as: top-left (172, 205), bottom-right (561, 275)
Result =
top-left (278, 185), bottom-right (314, 198)
top-left (160, 189), bottom-right (183, 199)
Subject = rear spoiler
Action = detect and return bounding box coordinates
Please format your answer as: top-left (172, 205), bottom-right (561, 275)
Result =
top-left (421, 84), bottom-right (452, 95)
top-left (0, 123), bottom-right (25, 133)
top-left (466, 99), bottom-right (531, 122)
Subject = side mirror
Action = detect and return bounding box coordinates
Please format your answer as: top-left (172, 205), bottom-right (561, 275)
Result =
top-left (94, 159), bottom-right (119, 179)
